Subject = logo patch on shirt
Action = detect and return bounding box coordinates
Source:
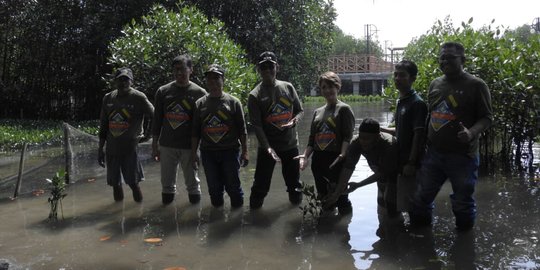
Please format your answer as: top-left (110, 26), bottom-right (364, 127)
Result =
top-left (430, 101), bottom-right (456, 131)
top-left (265, 97), bottom-right (293, 130)
top-left (166, 103), bottom-right (190, 129)
top-left (315, 123), bottom-right (336, 150)
top-left (109, 112), bottom-right (129, 137)
top-left (203, 115), bottom-right (230, 143)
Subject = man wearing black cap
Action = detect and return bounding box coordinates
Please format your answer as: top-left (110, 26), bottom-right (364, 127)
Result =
top-left (98, 67), bottom-right (154, 202)
top-left (324, 118), bottom-right (399, 219)
top-left (247, 51), bottom-right (304, 209)
top-left (191, 64), bottom-right (249, 208)
top-left (152, 55), bottom-right (207, 205)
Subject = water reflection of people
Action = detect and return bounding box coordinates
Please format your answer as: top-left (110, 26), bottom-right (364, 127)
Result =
top-left (324, 118), bottom-right (400, 222)
top-left (295, 71), bottom-right (355, 215)
top-left (364, 226), bottom-right (442, 269)
top-left (449, 230), bottom-right (477, 269)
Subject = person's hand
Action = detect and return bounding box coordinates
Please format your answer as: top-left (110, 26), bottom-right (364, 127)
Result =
top-left (322, 191), bottom-right (340, 209)
top-left (329, 154), bottom-right (345, 169)
top-left (280, 117), bottom-right (297, 129)
top-left (240, 151), bottom-right (249, 167)
top-left (402, 163), bottom-right (417, 177)
top-left (98, 148), bottom-right (105, 168)
top-left (346, 182), bottom-right (362, 193)
top-left (192, 154), bottom-right (200, 170)
top-left (138, 134), bottom-right (150, 143)
top-left (152, 143), bottom-right (160, 162)
top-left (267, 147), bottom-right (281, 162)
top-left (457, 122), bottom-right (473, 143)
top-left (293, 155), bottom-right (308, 170)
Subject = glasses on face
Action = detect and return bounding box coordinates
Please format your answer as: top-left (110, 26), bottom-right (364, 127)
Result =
top-left (259, 63), bottom-right (275, 71)
top-left (439, 54), bottom-right (460, 61)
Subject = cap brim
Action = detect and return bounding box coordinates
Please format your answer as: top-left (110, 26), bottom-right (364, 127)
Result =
top-left (204, 71), bottom-right (224, 76)
top-left (258, 59), bottom-right (277, 65)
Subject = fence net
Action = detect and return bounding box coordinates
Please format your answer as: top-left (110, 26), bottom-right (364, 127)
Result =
top-left (0, 123), bottom-right (152, 199)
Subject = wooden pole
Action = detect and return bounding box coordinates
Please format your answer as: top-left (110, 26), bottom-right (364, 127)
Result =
top-left (63, 122), bottom-right (73, 184)
top-left (13, 142), bottom-right (27, 198)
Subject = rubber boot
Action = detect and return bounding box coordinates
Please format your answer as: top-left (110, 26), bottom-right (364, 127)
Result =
top-left (113, 185), bottom-right (124, 202)
top-left (162, 193), bottom-right (174, 205)
top-left (129, 184), bottom-right (143, 202)
top-left (188, 194), bottom-right (201, 204)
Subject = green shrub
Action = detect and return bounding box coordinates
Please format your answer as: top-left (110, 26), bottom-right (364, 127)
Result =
top-left (107, 4), bottom-right (258, 105)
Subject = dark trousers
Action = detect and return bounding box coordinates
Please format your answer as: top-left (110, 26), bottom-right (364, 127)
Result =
top-left (311, 151), bottom-right (351, 209)
top-left (201, 149), bottom-right (244, 202)
top-left (250, 147), bottom-right (301, 198)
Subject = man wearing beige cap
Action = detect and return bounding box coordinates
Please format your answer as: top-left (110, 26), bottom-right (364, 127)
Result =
top-left (191, 64), bottom-right (248, 208)
top-left (98, 67), bottom-right (154, 202)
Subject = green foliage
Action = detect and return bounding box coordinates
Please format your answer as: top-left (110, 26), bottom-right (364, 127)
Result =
top-left (399, 16), bottom-right (540, 168)
top-left (0, 119), bottom-right (99, 152)
top-left (0, 0), bottom-right (172, 119)
top-left (303, 94), bottom-right (385, 103)
top-left (192, 0), bottom-right (336, 95)
top-left (46, 169), bottom-right (68, 221)
top-left (299, 183), bottom-right (322, 221)
top-left (108, 4), bottom-right (258, 104)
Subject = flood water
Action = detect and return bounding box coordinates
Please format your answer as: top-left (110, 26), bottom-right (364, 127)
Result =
top-left (0, 102), bottom-right (538, 270)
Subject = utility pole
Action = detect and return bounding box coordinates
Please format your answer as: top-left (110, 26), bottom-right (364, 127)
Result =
top-left (364, 24), bottom-right (378, 55)
top-left (532, 17), bottom-right (540, 33)
top-left (365, 24), bottom-right (378, 72)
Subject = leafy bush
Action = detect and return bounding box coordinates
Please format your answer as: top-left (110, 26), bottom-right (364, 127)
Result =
top-left (392, 17), bottom-right (540, 170)
top-left (107, 4), bottom-right (258, 104)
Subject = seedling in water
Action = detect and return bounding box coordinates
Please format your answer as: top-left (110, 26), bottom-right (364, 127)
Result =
top-left (46, 169), bottom-right (67, 221)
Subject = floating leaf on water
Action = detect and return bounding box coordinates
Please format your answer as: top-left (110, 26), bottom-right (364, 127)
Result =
top-left (32, 189), bottom-right (45, 196)
top-left (99, 235), bottom-right (111, 241)
top-left (144, 237), bottom-right (163, 244)
top-left (163, 267), bottom-right (186, 270)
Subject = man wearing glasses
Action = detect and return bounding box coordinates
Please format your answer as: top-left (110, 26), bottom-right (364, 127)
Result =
top-left (152, 55), bottom-right (207, 205)
top-left (247, 51), bottom-right (304, 209)
top-left (411, 42), bottom-right (493, 231)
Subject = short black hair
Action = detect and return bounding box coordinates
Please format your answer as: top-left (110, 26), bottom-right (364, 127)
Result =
top-left (172, 54), bottom-right (192, 68)
top-left (358, 118), bottom-right (380, 134)
top-left (395, 60), bottom-right (418, 78)
top-left (441, 42), bottom-right (465, 57)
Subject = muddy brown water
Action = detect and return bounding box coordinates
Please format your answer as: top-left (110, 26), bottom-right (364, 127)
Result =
top-left (0, 102), bottom-right (538, 269)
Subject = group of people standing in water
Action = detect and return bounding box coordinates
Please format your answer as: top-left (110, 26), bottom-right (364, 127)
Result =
top-left (99, 41), bottom-right (492, 232)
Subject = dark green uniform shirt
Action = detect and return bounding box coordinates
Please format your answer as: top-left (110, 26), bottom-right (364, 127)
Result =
top-left (427, 72), bottom-right (493, 157)
top-left (248, 80), bottom-right (303, 151)
top-left (193, 92), bottom-right (247, 151)
top-left (307, 101), bottom-right (355, 153)
top-left (152, 81), bottom-right (207, 149)
top-left (343, 132), bottom-right (399, 183)
top-left (99, 88), bottom-right (154, 155)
